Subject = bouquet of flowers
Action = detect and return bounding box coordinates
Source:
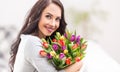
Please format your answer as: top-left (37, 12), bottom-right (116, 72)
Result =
top-left (39, 30), bottom-right (87, 70)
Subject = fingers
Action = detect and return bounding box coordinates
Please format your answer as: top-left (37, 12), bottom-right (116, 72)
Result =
top-left (78, 61), bottom-right (83, 67)
top-left (76, 61), bottom-right (83, 71)
top-left (64, 61), bottom-right (83, 72)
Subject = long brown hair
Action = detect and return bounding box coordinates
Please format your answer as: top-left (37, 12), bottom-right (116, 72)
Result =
top-left (9, 0), bottom-right (67, 72)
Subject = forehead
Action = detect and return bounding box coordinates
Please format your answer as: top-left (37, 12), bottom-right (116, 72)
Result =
top-left (42, 3), bottom-right (62, 17)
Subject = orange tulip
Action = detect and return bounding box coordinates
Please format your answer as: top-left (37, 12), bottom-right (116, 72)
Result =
top-left (81, 44), bottom-right (87, 49)
top-left (65, 58), bottom-right (71, 65)
top-left (52, 39), bottom-right (57, 42)
top-left (75, 57), bottom-right (81, 62)
top-left (39, 50), bottom-right (47, 57)
top-left (42, 42), bottom-right (49, 48)
top-left (72, 44), bottom-right (78, 49)
top-left (58, 40), bottom-right (65, 46)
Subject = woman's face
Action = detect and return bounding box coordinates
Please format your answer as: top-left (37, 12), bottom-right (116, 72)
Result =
top-left (38, 3), bottom-right (61, 38)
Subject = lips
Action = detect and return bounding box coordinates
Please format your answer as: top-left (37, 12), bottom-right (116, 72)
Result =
top-left (45, 26), bottom-right (55, 33)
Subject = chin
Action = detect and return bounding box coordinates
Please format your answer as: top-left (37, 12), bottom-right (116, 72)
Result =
top-left (45, 33), bottom-right (53, 36)
top-left (44, 31), bottom-right (55, 37)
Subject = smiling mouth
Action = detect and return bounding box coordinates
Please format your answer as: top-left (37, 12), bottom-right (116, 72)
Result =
top-left (45, 26), bottom-right (54, 33)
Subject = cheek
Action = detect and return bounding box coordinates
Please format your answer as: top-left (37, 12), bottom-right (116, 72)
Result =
top-left (38, 17), bottom-right (47, 28)
top-left (56, 23), bottom-right (60, 29)
top-left (38, 20), bottom-right (44, 32)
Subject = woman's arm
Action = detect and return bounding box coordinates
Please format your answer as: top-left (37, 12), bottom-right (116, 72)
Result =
top-left (24, 37), bottom-right (82, 72)
top-left (24, 37), bottom-right (65, 72)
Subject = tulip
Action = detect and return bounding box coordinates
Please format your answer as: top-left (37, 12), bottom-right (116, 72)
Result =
top-left (56, 32), bottom-right (61, 38)
top-left (55, 55), bottom-right (59, 59)
top-left (41, 38), bottom-right (46, 42)
top-left (65, 58), bottom-right (71, 65)
top-left (50, 51), bottom-right (56, 57)
top-left (61, 45), bottom-right (66, 50)
top-left (58, 40), bottom-right (65, 46)
top-left (47, 53), bottom-right (52, 59)
top-left (72, 44), bottom-right (78, 49)
top-left (52, 39), bottom-right (57, 42)
top-left (76, 35), bottom-right (80, 44)
top-left (64, 32), bottom-right (68, 38)
top-left (60, 35), bottom-right (65, 40)
top-left (52, 44), bottom-right (58, 51)
top-left (75, 57), bottom-right (81, 62)
top-left (39, 50), bottom-right (47, 57)
top-left (81, 44), bottom-right (87, 49)
top-left (59, 53), bottom-right (65, 59)
top-left (42, 42), bottom-right (49, 48)
top-left (63, 49), bottom-right (68, 54)
top-left (70, 35), bottom-right (76, 42)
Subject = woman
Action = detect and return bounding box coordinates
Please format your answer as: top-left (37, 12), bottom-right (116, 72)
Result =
top-left (9, 0), bottom-right (83, 72)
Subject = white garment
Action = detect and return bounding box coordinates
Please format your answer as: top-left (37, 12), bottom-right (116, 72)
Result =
top-left (13, 34), bottom-right (65, 72)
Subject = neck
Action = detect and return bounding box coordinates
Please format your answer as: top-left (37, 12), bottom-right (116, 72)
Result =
top-left (32, 31), bottom-right (46, 39)
top-left (38, 31), bottom-right (46, 39)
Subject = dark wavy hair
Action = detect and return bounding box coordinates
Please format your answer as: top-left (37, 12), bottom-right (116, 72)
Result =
top-left (9, 0), bottom-right (67, 72)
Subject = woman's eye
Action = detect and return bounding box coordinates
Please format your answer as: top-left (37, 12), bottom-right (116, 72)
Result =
top-left (46, 15), bottom-right (51, 19)
top-left (56, 18), bottom-right (61, 22)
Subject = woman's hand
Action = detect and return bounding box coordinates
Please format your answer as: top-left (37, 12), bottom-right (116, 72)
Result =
top-left (64, 61), bottom-right (83, 72)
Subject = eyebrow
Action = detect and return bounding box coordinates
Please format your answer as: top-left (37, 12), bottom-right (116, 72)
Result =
top-left (46, 12), bottom-right (61, 19)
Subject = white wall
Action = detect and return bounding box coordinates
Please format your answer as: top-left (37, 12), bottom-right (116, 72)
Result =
top-left (99, 0), bottom-right (120, 63)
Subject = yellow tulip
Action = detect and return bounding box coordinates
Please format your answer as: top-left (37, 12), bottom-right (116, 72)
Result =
top-left (50, 51), bottom-right (56, 57)
top-left (55, 55), bottom-right (59, 59)
top-left (60, 35), bottom-right (65, 40)
top-left (64, 49), bottom-right (68, 54)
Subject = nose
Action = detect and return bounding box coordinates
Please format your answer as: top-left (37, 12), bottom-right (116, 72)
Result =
top-left (50, 19), bottom-right (56, 27)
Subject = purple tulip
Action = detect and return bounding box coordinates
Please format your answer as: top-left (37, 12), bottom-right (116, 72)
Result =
top-left (47, 53), bottom-right (52, 59)
top-left (70, 35), bottom-right (76, 42)
top-left (52, 44), bottom-right (58, 51)
top-left (64, 33), bottom-right (67, 38)
top-left (59, 53), bottom-right (65, 59)
top-left (76, 35), bottom-right (80, 44)
top-left (61, 45), bottom-right (66, 50)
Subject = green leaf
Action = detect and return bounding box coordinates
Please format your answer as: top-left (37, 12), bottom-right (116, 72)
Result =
top-left (74, 30), bottom-right (76, 36)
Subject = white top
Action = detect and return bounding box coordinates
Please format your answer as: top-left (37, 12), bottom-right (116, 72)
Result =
top-left (13, 34), bottom-right (65, 72)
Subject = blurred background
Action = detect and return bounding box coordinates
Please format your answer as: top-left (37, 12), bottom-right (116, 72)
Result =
top-left (0, 0), bottom-right (120, 72)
